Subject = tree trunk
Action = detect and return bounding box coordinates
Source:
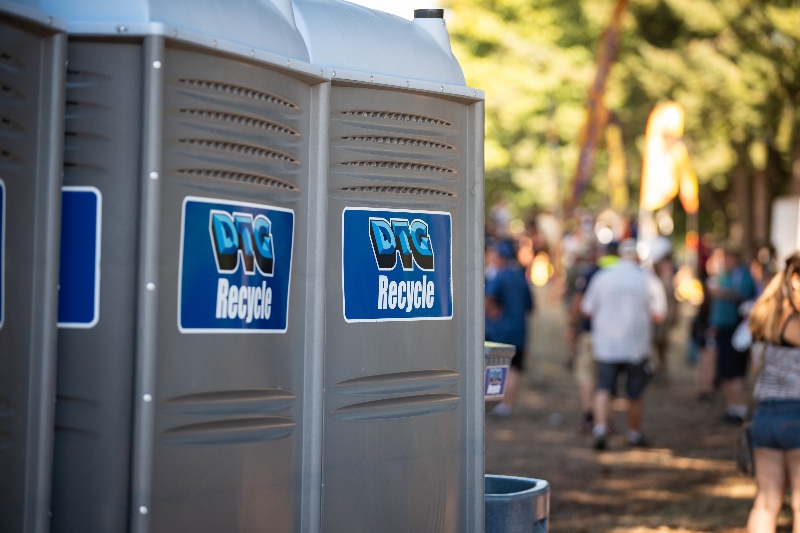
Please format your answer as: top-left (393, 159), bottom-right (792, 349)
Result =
top-left (753, 166), bottom-right (769, 246)
top-left (731, 161), bottom-right (753, 258)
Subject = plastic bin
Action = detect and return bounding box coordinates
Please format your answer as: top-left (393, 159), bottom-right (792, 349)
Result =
top-left (0, 3), bottom-right (66, 532)
top-left (484, 341), bottom-right (515, 413)
top-left (485, 475), bottom-right (550, 533)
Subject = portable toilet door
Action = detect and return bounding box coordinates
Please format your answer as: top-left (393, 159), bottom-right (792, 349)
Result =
top-left (292, 2), bottom-right (486, 532)
top-left (32, 0), bottom-right (328, 531)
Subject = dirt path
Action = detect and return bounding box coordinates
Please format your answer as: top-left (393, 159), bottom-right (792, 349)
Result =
top-left (485, 286), bottom-right (793, 532)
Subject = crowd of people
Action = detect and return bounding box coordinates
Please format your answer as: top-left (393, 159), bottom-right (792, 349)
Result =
top-left (484, 205), bottom-right (800, 532)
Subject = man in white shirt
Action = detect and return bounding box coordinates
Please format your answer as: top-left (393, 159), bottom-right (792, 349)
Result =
top-left (581, 239), bottom-right (668, 449)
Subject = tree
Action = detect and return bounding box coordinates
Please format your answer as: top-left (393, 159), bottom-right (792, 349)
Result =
top-left (444, 0), bottom-right (800, 248)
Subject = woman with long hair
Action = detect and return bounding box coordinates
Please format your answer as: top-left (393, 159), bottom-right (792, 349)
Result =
top-left (747, 252), bottom-right (800, 532)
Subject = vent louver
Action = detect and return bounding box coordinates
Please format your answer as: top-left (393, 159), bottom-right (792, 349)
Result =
top-left (340, 161), bottom-right (455, 173)
top-left (178, 109), bottom-right (300, 137)
top-left (341, 135), bottom-right (454, 150)
top-left (178, 79), bottom-right (298, 110)
top-left (340, 110), bottom-right (452, 127)
top-left (177, 169), bottom-right (298, 191)
top-left (178, 139), bottom-right (299, 164)
top-left (341, 185), bottom-right (454, 197)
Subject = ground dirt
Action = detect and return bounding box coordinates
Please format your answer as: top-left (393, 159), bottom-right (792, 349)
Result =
top-left (485, 285), bottom-right (794, 533)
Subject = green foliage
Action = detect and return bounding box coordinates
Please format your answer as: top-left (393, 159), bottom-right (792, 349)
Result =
top-left (443, 0), bottom-right (800, 218)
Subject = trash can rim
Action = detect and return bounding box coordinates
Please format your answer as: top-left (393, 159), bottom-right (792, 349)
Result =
top-left (484, 474), bottom-right (550, 498)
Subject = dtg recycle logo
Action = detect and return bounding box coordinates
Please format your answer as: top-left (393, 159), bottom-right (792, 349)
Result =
top-left (179, 197), bottom-right (294, 333)
top-left (342, 208), bottom-right (452, 322)
top-left (209, 211), bottom-right (275, 276)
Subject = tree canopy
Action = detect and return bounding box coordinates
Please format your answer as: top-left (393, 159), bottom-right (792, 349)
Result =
top-left (442, 0), bottom-right (800, 241)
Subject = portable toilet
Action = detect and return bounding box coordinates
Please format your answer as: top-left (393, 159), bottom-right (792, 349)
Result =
top-left (27, 0), bottom-right (328, 531)
top-left (292, 2), bottom-right (486, 531)
top-left (0, 3), bottom-right (66, 532)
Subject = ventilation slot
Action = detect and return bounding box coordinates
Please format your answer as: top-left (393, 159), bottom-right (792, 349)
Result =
top-left (0, 83), bottom-right (20, 101)
top-left (341, 186), bottom-right (454, 197)
top-left (178, 79), bottom-right (298, 109)
top-left (0, 115), bottom-right (19, 133)
top-left (177, 169), bottom-right (298, 191)
top-left (341, 161), bottom-right (454, 173)
top-left (341, 111), bottom-right (452, 127)
top-left (178, 139), bottom-right (298, 164)
top-left (341, 136), bottom-right (454, 150)
top-left (179, 109), bottom-right (300, 137)
top-left (0, 51), bottom-right (21, 73)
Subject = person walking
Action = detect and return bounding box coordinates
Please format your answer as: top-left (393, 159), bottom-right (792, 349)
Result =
top-left (707, 247), bottom-right (757, 422)
top-left (485, 239), bottom-right (534, 416)
top-left (566, 242), bottom-right (618, 432)
top-left (581, 239), bottom-right (667, 449)
top-left (746, 252), bottom-right (800, 533)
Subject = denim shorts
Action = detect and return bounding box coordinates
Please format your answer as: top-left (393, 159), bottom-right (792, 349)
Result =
top-left (750, 400), bottom-right (800, 449)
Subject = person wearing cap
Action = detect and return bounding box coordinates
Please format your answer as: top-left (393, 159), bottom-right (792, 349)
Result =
top-left (581, 238), bottom-right (668, 449)
top-left (485, 239), bottom-right (534, 416)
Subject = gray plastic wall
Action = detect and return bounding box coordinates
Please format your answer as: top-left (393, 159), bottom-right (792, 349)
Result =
top-left (50, 38), bottom-right (327, 533)
top-left (0, 1), bottom-right (485, 532)
top-left (0, 3), bottom-right (66, 533)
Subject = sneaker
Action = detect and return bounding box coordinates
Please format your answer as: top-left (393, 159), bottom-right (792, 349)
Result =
top-left (593, 433), bottom-right (607, 450)
top-left (626, 434), bottom-right (648, 447)
top-left (721, 413), bottom-right (744, 425)
top-left (491, 404), bottom-right (512, 418)
top-left (697, 392), bottom-right (713, 403)
top-left (580, 412), bottom-right (594, 433)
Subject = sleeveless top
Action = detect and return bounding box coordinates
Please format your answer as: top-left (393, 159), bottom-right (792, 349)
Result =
top-left (754, 341), bottom-right (800, 400)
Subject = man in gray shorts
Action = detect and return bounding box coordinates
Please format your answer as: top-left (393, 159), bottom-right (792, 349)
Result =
top-left (581, 239), bottom-right (667, 449)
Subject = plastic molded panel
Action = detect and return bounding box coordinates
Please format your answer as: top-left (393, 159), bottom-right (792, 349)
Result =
top-left (50, 37), bottom-right (321, 533)
top-left (293, 0), bottom-right (466, 86)
top-left (321, 84), bottom-right (479, 532)
top-left (0, 7), bottom-right (65, 533)
top-left (51, 40), bottom-right (144, 533)
top-left (37, 0), bottom-right (309, 61)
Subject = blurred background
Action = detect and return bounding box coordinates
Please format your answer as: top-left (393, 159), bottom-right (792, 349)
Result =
top-left (350, 0), bottom-right (800, 272)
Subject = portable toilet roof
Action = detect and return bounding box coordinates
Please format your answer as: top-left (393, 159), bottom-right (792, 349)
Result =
top-left (35, 0), bottom-right (312, 68)
top-left (292, 0), bottom-right (479, 98)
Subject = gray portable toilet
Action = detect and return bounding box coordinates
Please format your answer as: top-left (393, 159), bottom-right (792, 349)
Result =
top-left (0, 2), bottom-right (66, 532)
top-left (27, 1), bottom-right (327, 531)
top-left (292, 2), bottom-right (486, 531)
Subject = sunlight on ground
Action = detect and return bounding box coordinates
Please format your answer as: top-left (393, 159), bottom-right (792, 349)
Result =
top-left (562, 488), bottom-right (684, 505)
top-left (493, 429), bottom-right (516, 442)
top-left (696, 477), bottom-right (756, 499)
top-left (596, 449), bottom-right (736, 472)
top-left (609, 526), bottom-right (708, 533)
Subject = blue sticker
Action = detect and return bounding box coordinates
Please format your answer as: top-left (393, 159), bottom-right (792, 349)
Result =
top-left (484, 366), bottom-right (508, 399)
top-left (0, 179), bottom-right (4, 329)
top-left (342, 207), bottom-right (452, 322)
top-left (178, 197), bottom-right (294, 333)
top-left (58, 186), bottom-right (102, 328)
